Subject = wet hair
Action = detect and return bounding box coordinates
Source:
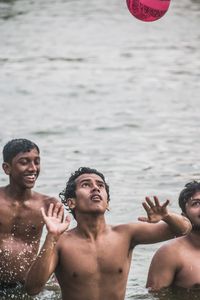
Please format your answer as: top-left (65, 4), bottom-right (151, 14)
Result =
top-left (59, 167), bottom-right (110, 219)
top-left (178, 181), bottom-right (200, 213)
top-left (3, 138), bottom-right (40, 163)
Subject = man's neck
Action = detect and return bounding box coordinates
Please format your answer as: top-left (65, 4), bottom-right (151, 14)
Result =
top-left (187, 231), bottom-right (200, 248)
top-left (5, 184), bottom-right (33, 201)
top-left (76, 214), bottom-right (107, 240)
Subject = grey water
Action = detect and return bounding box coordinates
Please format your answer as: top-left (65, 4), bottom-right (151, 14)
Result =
top-left (0, 0), bottom-right (200, 299)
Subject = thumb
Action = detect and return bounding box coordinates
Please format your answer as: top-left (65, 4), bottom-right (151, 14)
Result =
top-left (65, 215), bottom-right (71, 225)
top-left (138, 216), bottom-right (149, 222)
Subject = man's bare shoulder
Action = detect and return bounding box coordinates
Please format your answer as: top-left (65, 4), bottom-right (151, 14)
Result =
top-left (153, 236), bottom-right (188, 258)
top-left (32, 191), bottom-right (59, 204)
top-left (0, 186), bottom-right (7, 195)
top-left (112, 223), bottom-right (137, 232)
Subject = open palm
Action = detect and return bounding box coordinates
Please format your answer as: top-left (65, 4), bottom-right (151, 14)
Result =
top-left (138, 196), bottom-right (169, 223)
top-left (41, 202), bottom-right (70, 236)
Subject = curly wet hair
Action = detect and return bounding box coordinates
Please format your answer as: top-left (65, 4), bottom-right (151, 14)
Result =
top-left (59, 167), bottom-right (110, 219)
top-left (178, 181), bottom-right (200, 213)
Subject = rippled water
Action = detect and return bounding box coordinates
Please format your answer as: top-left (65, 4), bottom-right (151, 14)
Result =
top-left (0, 0), bottom-right (200, 299)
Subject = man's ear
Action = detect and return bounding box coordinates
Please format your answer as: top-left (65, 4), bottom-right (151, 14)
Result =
top-left (2, 162), bottom-right (11, 175)
top-left (106, 201), bottom-right (110, 211)
top-left (67, 198), bottom-right (76, 209)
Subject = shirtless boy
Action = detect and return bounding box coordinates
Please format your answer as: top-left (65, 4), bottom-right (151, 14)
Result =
top-left (146, 181), bottom-right (200, 291)
top-left (25, 167), bottom-right (191, 300)
top-left (0, 138), bottom-right (57, 289)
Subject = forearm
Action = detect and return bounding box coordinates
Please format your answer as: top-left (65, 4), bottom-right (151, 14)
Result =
top-left (25, 233), bottom-right (59, 295)
top-left (163, 213), bottom-right (192, 235)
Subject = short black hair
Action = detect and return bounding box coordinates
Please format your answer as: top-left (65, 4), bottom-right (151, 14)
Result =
top-left (3, 138), bottom-right (40, 163)
top-left (59, 167), bottom-right (110, 219)
top-left (178, 181), bottom-right (200, 213)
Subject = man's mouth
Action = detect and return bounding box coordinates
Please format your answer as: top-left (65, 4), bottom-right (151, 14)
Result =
top-left (24, 174), bottom-right (37, 182)
top-left (91, 194), bottom-right (102, 201)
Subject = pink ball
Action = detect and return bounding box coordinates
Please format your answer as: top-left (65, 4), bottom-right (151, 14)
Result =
top-left (126, 0), bottom-right (171, 22)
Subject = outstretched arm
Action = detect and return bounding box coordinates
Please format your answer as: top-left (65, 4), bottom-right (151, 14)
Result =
top-left (130, 196), bottom-right (191, 245)
top-left (25, 203), bottom-right (70, 295)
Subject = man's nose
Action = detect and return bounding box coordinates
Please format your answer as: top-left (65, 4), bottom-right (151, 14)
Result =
top-left (92, 184), bottom-right (100, 192)
top-left (28, 162), bottom-right (37, 171)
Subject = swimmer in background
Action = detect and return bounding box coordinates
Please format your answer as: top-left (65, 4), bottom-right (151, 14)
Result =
top-left (146, 181), bottom-right (200, 291)
top-left (25, 167), bottom-right (191, 300)
top-left (0, 138), bottom-right (58, 290)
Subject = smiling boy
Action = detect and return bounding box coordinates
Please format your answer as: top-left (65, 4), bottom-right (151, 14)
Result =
top-left (0, 138), bottom-right (58, 289)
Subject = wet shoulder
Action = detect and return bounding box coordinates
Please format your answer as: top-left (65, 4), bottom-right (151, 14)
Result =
top-left (56, 228), bottom-right (79, 248)
top-left (0, 186), bottom-right (9, 198)
top-left (155, 236), bottom-right (187, 256)
top-left (32, 191), bottom-right (59, 205)
top-left (111, 222), bottom-right (138, 234)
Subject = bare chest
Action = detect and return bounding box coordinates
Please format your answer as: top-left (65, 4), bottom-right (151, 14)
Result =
top-left (176, 252), bottom-right (200, 287)
top-left (0, 201), bottom-right (43, 239)
top-left (58, 238), bottom-right (132, 281)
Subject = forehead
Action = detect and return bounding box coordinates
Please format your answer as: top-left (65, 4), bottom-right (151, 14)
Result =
top-left (75, 173), bottom-right (104, 184)
top-left (186, 191), bottom-right (200, 206)
top-left (12, 148), bottom-right (40, 161)
top-left (190, 191), bottom-right (200, 200)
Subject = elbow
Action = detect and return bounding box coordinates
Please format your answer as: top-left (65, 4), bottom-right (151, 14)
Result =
top-left (24, 282), bottom-right (44, 296)
top-left (146, 284), bottom-right (162, 293)
top-left (146, 279), bottom-right (165, 293)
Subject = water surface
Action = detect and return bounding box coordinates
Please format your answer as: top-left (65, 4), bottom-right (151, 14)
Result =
top-left (0, 0), bottom-right (200, 299)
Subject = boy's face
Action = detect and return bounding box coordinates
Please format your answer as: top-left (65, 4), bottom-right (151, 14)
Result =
top-left (68, 173), bottom-right (109, 215)
top-left (3, 148), bottom-right (40, 189)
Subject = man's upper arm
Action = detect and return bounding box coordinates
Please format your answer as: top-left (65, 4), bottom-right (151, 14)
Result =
top-left (146, 245), bottom-right (177, 291)
top-left (130, 221), bottom-right (175, 246)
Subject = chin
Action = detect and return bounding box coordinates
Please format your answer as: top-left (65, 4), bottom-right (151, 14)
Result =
top-left (24, 183), bottom-right (36, 189)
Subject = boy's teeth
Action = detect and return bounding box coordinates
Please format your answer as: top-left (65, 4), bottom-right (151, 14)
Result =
top-left (26, 175), bottom-right (35, 179)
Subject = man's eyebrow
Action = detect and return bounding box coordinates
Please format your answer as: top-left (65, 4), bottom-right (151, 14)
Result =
top-left (96, 180), bottom-right (105, 185)
top-left (190, 198), bottom-right (200, 201)
top-left (78, 178), bottom-right (105, 184)
top-left (78, 179), bottom-right (91, 184)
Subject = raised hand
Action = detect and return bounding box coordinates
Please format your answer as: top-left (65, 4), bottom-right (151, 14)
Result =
top-left (138, 196), bottom-right (170, 223)
top-left (41, 202), bottom-right (70, 236)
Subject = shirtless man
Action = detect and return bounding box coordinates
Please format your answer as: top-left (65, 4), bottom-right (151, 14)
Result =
top-left (146, 181), bottom-right (200, 291)
top-left (0, 138), bottom-right (57, 289)
top-left (25, 167), bottom-right (191, 300)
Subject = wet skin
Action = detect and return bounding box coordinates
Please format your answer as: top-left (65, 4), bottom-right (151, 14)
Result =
top-left (0, 149), bottom-right (57, 285)
top-left (25, 173), bottom-right (191, 300)
top-left (147, 192), bottom-right (200, 290)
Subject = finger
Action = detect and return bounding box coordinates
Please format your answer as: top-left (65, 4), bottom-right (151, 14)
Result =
top-left (57, 205), bottom-right (64, 221)
top-left (145, 197), bottom-right (154, 209)
top-left (47, 203), bottom-right (54, 217)
top-left (153, 196), bottom-right (160, 207)
top-left (41, 207), bottom-right (46, 220)
top-left (162, 199), bottom-right (170, 208)
top-left (53, 202), bottom-right (61, 218)
top-left (138, 216), bottom-right (149, 222)
top-left (65, 214), bottom-right (71, 225)
top-left (142, 201), bottom-right (151, 213)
